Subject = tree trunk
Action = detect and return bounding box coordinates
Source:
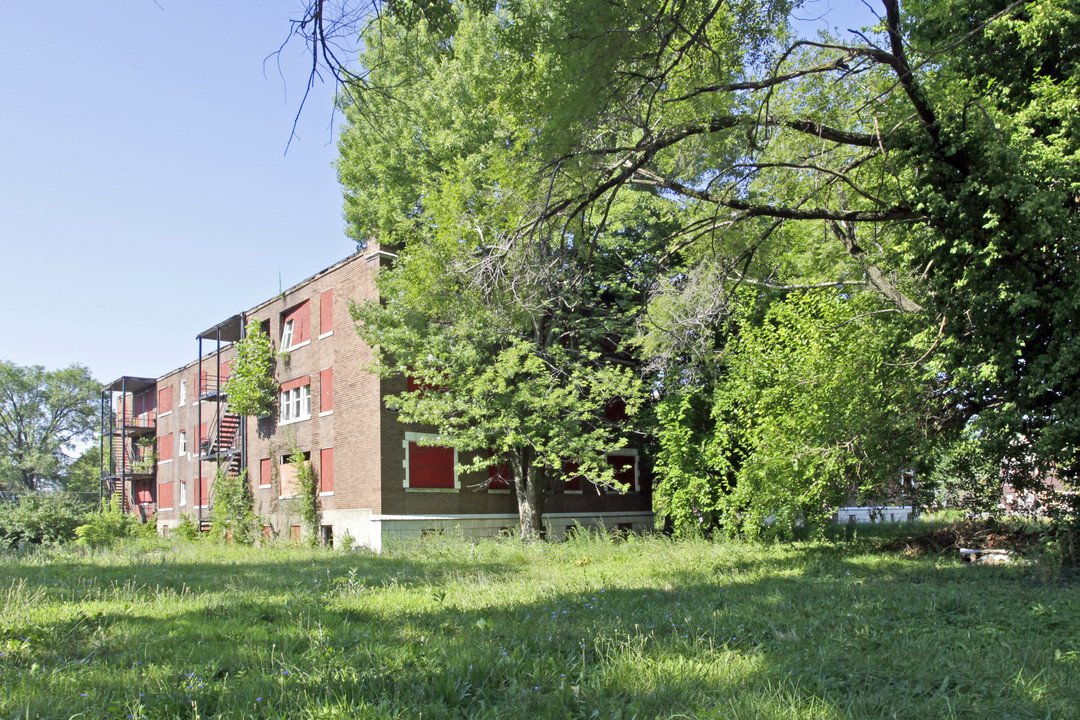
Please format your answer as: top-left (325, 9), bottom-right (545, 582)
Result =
top-left (511, 446), bottom-right (547, 542)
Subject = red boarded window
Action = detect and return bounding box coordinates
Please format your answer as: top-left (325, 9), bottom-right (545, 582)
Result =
top-left (320, 448), bottom-right (334, 493)
top-left (607, 454), bottom-right (638, 491)
top-left (158, 386), bottom-right (173, 414)
top-left (135, 481), bottom-right (153, 504)
top-left (281, 300), bottom-right (311, 349)
top-left (291, 525), bottom-right (302, 541)
top-left (262, 525), bottom-right (272, 539)
top-left (320, 288), bottom-right (333, 336)
top-left (489, 453), bottom-right (510, 490)
top-left (197, 476), bottom-right (209, 508)
top-left (562, 461), bottom-right (583, 492)
top-left (219, 360), bottom-right (232, 384)
top-left (199, 423), bottom-right (207, 454)
top-left (157, 433), bottom-right (173, 461)
top-left (320, 368), bottom-right (333, 413)
top-left (157, 482), bottom-right (173, 508)
top-left (408, 441), bottom-right (455, 489)
top-left (259, 457), bottom-right (272, 487)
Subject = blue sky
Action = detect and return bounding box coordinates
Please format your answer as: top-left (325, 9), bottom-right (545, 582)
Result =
top-left (0, 0), bottom-right (874, 385)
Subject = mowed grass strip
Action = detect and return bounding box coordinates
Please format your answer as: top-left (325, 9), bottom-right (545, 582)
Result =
top-left (1, 531), bottom-right (1078, 719)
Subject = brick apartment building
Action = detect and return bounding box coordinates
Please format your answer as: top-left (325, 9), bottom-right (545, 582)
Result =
top-left (100, 247), bottom-right (653, 550)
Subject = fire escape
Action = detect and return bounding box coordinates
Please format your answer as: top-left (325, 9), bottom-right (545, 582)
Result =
top-left (100, 377), bottom-right (157, 520)
top-left (196, 313), bottom-right (246, 531)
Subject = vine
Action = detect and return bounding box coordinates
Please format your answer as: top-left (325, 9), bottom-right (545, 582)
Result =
top-left (290, 448), bottom-right (321, 546)
top-left (212, 465), bottom-right (258, 545)
top-left (223, 321), bottom-right (277, 417)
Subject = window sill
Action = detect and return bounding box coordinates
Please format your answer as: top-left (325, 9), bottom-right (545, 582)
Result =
top-left (158, 506), bottom-right (174, 511)
top-left (318, 410), bottom-right (334, 417)
top-left (488, 489), bottom-right (511, 494)
top-left (279, 494), bottom-right (298, 500)
top-left (158, 459), bottom-right (173, 465)
top-left (405, 487), bottom-right (459, 493)
top-left (159, 411), bottom-right (173, 418)
top-left (319, 491), bottom-right (334, 497)
top-left (278, 415), bottom-right (312, 427)
top-left (319, 331), bottom-right (334, 339)
top-left (283, 339), bottom-right (311, 352)
top-left (258, 484), bottom-right (272, 489)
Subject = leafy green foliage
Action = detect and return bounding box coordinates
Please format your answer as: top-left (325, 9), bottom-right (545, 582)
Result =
top-left (59, 444), bottom-right (102, 495)
top-left (0, 360), bottom-right (99, 491)
top-left (222, 321), bottom-right (276, 418)
top-left (0, 493), bottom-right (90, 547)
top-left (74, 498), bottom-right (156, 548)
top-left (656, 290), bottom-right (942, 539)
top-left (289, 449), bottom-right (321, 546)
top-left (211, 467), bottom-right (258, 545)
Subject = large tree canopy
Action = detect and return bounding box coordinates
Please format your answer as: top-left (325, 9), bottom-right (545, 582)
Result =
top-left (325, 0), bottom-right (1079, 531)
top-left (0, 361), bottom-right (99, 492)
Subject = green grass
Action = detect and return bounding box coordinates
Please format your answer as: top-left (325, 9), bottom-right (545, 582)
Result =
top-left (1, 530), bottom-right (1078, 719)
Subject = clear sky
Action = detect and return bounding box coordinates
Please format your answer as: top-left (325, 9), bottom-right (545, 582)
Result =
top-left (0, 0), bottom-right (875, 386)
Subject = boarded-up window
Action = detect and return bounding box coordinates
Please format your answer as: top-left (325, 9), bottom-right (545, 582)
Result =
top-left (320, 288), bottom-right (333, 335)
top-left (607, 454), bottom-right (638, 491)
top-left (489, 453), bottom-right (510, 490)
top-left (320, 368), bottom-right (333, 413)
top-left (562, 461), bottom-right (583, 492)
top-left (135, 481), bottom-right (153, 504)
top-left (290, 525), bottom-right (302, 541)
top-left (219, 360), bottom-right (232, 384)
top-left (197, 476), bottom-right (209, 508)
top-left (279, 452), bottom-right (309, 497)
top-left (408, 441), bottom-right (455, 489)
top-left (320, 448), bottom-right (334, 493)
top-left (157, 433), bottom-right (173, 462)
top-left (259, 457), bottom-right (272, 487)
top-left (158, 385), bottom-right (173, 414)
top-left (157, 482), bottom-right (173, 508)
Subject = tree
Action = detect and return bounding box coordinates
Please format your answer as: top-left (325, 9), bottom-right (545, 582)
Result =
top-left (655, 288), bottom-right (945, 538)
top-left (222, 321), bottom-right (277, 418)
top-left (322, 0), bottom-right (1077, 514)
top-left (0, 361), bottom-right (99, 492)
top-left (61, 444), bottom-right (103, 496)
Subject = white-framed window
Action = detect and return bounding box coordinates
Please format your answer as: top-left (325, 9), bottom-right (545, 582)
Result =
top-left (178, 430), bottom-right (187, 456)
top-left (179, 379), bottom-right (187, 406)
top-left (280, 384), bottom-right (311, 424)
top-left (403, 432), bottom-right (458, 491)
top-left (179, 481), bottom-right (187, 507)
top-left (281, 319), bottom-right (294, 349)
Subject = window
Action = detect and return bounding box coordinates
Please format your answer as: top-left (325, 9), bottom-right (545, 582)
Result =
top-left (179, 379), bottom-right (187, 406)
top-left (197, 476), bottom-right (209, 509)
top-left (157, 433), bottom-right (173, 464)
top-left (319, 288), bottom-right (334, 337)
top-left (158, 482), bottom-right (173, 510)
top-left (280, 300), bottom-right (311, 350)
top-left (259, 457), bottom-right (272, 488)
top-left (319, 368), bottom-right (333, 414)
top-left (279, 451), bottom-right (310, 497)
top-left (404, 432), bottom-right (457, 490)
top-left (158, 385), bottom-right (173, 415)
top-left (488, 452), bottom-right (510, 490)
top-left (180, 481), bottom-right (187, 506)
top-left (606, 451), bottom-right (639, 492)
top-left (320, 448), bottom-right (334, 494)
top-left (281, 319), bottom-right (294, 349)
top-left (178, 430), bottom-right (187, 456)
top-left (280, 383), bottom-right (311, 424)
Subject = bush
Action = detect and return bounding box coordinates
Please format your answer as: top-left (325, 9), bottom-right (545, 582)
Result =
top-left (0, 493), bottom-right (91, 546)
top-left (74, 499), bottom-right (156, 547)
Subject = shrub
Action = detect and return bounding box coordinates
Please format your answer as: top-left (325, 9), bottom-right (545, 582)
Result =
top-left (74, 498), bottom-right (155, 547)
top-left (0, 492), bottom-right (91, 546)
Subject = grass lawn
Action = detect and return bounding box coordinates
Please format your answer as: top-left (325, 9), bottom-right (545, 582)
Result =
top-left (1, 530), bottom-right (1078, 719)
